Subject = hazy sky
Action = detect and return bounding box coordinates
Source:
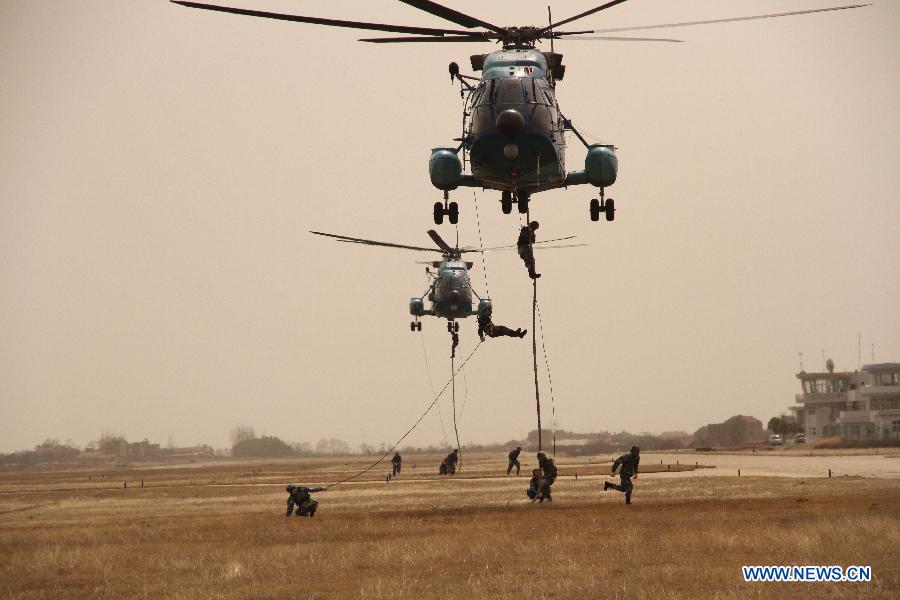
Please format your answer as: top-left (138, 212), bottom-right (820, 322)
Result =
top-left (2, 1), bottom-right (898, 453)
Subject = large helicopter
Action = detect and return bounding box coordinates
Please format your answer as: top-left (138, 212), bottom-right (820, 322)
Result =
top-left (310, 228), bottom-right (578, 332)
top-left (173, 1), bottom-right (868, 223)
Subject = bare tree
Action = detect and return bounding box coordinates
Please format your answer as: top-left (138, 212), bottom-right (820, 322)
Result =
top-left (230, 425), bottom-right (256, 448)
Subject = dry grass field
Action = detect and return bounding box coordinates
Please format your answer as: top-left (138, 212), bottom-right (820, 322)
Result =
top-left (1, 453), bottom-right (898, 599)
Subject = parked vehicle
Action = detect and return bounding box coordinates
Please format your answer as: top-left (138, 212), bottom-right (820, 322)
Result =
top-left (768, 434), bottom-right (784, 446)
top-left (794, 433), bottom-right (806, 444)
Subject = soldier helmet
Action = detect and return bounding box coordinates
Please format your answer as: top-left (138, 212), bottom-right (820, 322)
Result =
top-left (630, 446), bottom-right (640, 453)
top-left (516, 446), bottom-right (521, 450)
top-left (285, 484), bottom-right (295, 492)
top-left (529, 221), bottom-right (540, 229)
top-left (536, 451), bottom-right (546, 459)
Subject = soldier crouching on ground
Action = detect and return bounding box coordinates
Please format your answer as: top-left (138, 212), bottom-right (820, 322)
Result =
top-left (536, 451), bottom-right (557, 501)
top-left (603, 445), bottom-right (640, 504)
top-left (285, 484), bottom-right (325, 517)
top-left (526, 468), bottom-right (544, 501)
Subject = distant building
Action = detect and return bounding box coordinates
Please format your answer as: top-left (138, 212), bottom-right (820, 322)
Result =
top-left (693, 415), bottom-right (765, 447)
top-left (791, 362), bottom-right (900, 441)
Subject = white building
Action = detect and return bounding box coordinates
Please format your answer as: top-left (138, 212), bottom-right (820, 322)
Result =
top-left (791, 362), bottom-right (900, 442)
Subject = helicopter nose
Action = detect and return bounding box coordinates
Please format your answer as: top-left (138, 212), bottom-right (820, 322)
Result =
top-left (448, 290), bottom-right (461, 301)
top-left (496, 109), bottom-right (525, 137)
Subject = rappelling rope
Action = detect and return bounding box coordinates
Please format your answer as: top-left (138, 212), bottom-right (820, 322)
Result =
top-left (527, 207), bottom-right (543, 453)
top-left (419, 328), bottom-right (449, 448)
top-left (458, 367), bottom-right (471, 420)
top-left (535, 300), bottom-right (557, 456)
top-left (472, 189), bottom-right (491, 297)
top-left (323, 341), bottom-right (483, 489)
top-left (450, 349), bottom-right (463, 472)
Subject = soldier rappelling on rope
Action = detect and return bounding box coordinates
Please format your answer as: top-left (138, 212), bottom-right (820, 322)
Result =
top-left (477, 304), bottom-right (526, 341)
top-left (518, 221), bottom-right (541, 279)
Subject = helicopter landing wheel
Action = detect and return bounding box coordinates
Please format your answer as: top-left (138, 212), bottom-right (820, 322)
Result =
top-left (410, 321), bottom-right (416, 332)
top-left (517, 195), bottom-right (529, 214)
top-left (590, 198), bottom-right (600, 222)
top-left (453, 322), bottom-right (459, 332)
top-left (501, 191), bottom-right (513, 214)
top-left (447, 202), bottom-right (459, 225)
top-left (433, 201), bottom-right (445, 225)
top-left (605, 198), bottom-right (615, 222)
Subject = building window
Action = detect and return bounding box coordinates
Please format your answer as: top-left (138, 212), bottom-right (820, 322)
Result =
top-left (807, 407), bottom-right (816, 416)
top-left (892, 421), bottom-right (900, 433)
top-left (879, 373), bottom-right (899, 386)
top-left (811, 427), bottom-right (817, 436)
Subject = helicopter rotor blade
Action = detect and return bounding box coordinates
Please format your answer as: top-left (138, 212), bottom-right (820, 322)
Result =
top-left (360, 35), bottom-right (493, 43)
top-left (536, 0), bottom-right (631, 36)
top-left (398, 0), bottom-right (507, 35)
top-left (477, 243), bottom-right (588, 254)
top-left (427, 230), bottom-right (455, 255)
top-left (460, 235), bottom-right (578, 253)
top-left (584, 4), bottom-right (870, 35)
top-left (310, 231), bottom-right (438, 252)
top-left (170, 1), bottom-right (475, 37)
top-left (555, 35), bottom-right (684, 43)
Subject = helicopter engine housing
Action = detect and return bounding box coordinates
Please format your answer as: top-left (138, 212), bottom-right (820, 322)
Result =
top-left (429, 147), bottom-right (462, 190)
top-left (585, 144), bottom-right (617, 187)
top-left (409, 297), bottom-right (425, 316)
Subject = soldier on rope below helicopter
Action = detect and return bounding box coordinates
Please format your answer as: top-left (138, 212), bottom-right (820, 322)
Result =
top-left (477, 304), bottom-right (526, 341)
top-left (517, 221), bottom-right (541, 280)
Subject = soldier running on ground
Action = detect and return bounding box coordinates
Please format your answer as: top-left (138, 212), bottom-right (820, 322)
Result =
top-left (507, 446), bottom-right (522, 476)
top-left (391, 452), bottom-right (402, 476)
top-left (536, 451), bottom-right (557, 501)
top-left (604, 446), bottom-right (640, 504)
top-left (517, 221), bottom-right (541, 279)
top-left (285, 484), bottom-right (325, 517)
top-left (477, 305), bottom-right (526, 341)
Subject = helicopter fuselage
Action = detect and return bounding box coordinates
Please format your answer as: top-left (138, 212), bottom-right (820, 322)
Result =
top-left (467, 49), bottom-right (566, 193)
top-left (429, 47), bottom-right (618, 203)
top-left (409, 258), bottom-right (490, 323)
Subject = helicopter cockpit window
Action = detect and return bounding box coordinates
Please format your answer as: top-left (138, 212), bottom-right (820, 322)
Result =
top-left (498, 78), bottom-right (524, 105)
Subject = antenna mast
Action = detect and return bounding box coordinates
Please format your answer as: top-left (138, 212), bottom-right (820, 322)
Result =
top-left (548, 6), bottom-right (554, 53)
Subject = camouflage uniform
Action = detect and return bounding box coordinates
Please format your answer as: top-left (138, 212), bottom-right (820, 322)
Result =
top-left (477, 309), bottom-right (525, 341)
top-left (391, 453), bottom-right (402, 476)
top-left (537, 452), bottom-right (557, 501)
top-left (285, 485), bottom-right (325, 517)
top-left (606, 448), bottom-right (640, 504)
top-left (507, 447), bottom-right (522, 476)
top-left (526, 470), bottom-right (543, 501)
top-left (517, 222), bottom-right (540, 279)
top-left (443, 449), bottom-right (459, 475)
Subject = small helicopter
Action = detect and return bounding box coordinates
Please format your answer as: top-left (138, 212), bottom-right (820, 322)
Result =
top-left (310, 228), bottom-right (579, 332)
top-left (173, 1), bottom-right (869, 223)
